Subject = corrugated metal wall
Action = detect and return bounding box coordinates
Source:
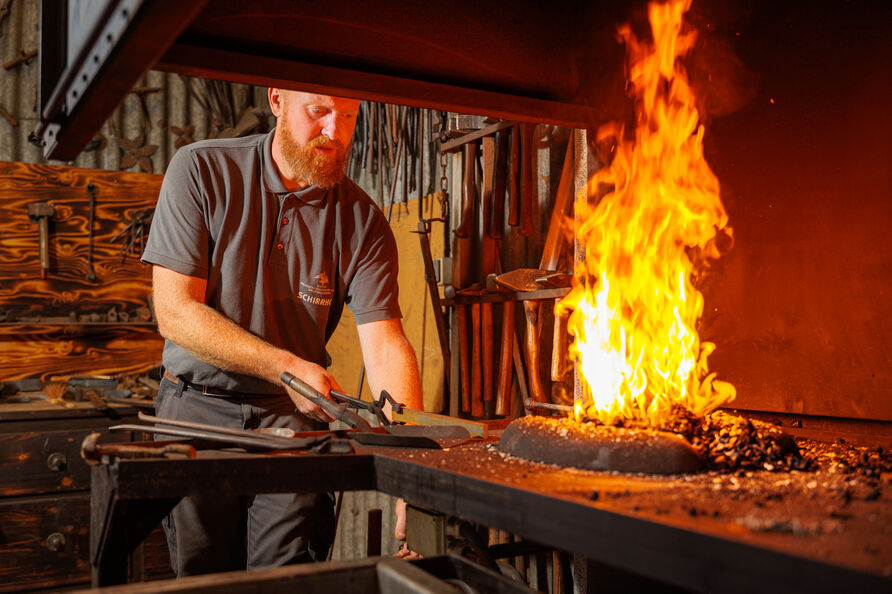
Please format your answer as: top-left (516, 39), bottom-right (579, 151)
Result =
top-left (0, 2), bottom-right (268, 171)
top-left (0, 0), bottom-right (402, 565)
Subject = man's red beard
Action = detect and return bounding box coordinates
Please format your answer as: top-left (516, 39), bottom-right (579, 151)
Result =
top-left (278, 115), bottom-right (351, 190)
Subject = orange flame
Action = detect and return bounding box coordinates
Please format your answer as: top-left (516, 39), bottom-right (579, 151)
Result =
top-left (560, 0), bottom-right (735, 426)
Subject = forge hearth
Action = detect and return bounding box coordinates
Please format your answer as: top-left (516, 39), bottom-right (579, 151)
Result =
top-left (499, 411), bottom-right (815, 476)
top-left (499, 415), bottom-right (703, 475)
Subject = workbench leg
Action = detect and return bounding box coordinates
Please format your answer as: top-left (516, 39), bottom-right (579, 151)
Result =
top-left (90, 465), bottom-right (179, 586)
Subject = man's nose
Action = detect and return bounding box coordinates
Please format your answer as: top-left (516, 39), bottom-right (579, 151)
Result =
top-left (320, 116), bottom-right (340, 140)
top-left (321, 114), bottom-right (353, 143)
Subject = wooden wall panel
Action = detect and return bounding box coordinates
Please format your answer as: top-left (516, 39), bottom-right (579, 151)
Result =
top-left (0, 162), bottom-right (163, 383)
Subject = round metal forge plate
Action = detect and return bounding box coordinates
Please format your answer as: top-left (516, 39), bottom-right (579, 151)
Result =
top-left (499, 416), bottom-right (703, 475)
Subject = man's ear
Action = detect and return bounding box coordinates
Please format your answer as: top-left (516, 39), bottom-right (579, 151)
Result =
top-left (268, 88), bottom-right (284, 118)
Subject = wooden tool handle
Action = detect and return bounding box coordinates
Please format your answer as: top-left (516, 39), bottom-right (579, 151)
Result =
top-left (523, 300), bottom-right (548, 403)
top-left (482, 301), bottom-right (494, 405)
top-left (455, 142), bottom-right (477, 238)
top-left (507, 125), bottom-right (520, 227)
top-left (519, 123), bottom-right (535, 237)
top-left (551, 299), bottom-right (570, 382)
top-left (471, 301), bottom-right (484, 417)
top-left (481, 136), bottom-right (495, 238)
top-left (458, 305), bottom-right (471, 414)
top-left (496, 299), bottom-right (515, 417)
top-left (491, 129), bottom-right (509, 239)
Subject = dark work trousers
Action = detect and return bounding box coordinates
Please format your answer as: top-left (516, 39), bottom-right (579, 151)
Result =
top-left (155, 376), bottom-right (335, 577)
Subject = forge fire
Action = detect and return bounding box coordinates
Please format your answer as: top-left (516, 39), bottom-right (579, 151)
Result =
top-left (559, 0), bottom-right (735, 427)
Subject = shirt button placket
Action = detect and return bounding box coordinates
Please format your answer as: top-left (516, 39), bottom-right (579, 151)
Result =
top-left (277, 199), bottom-right (291, 251)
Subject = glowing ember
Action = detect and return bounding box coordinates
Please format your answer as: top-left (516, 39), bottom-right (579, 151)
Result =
top-left (559, 0), bottom-right (735, 426)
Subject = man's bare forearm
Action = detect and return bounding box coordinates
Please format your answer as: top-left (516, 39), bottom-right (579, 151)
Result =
top-left (156, 296), bottom-right (295, 386)
top-left (358, 319), bottom-right (423, 413)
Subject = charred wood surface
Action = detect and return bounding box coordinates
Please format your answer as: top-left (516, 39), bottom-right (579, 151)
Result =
top-left (0, 162), bottom-right (163, 382)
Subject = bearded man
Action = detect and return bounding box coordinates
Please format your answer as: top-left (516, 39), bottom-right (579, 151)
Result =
top-left (141, 88), bottom-right (422, 576)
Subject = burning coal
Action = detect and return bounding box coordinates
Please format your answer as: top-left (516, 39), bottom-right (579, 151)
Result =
top-left (559, 0), bottom-right (736, 426)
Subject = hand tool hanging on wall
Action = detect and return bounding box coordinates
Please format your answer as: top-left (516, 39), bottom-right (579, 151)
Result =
top-left (480, 136), bottom-right (498, 417)
top-left (3, 47), bottom-right (37, 70)
top-left (481, 298), bottom-right (494, 414)
top-left (508, 125), bottom-right (520, 227)
top-left (416, 213), bottom-right (451, 389)
top-left (0, 103), bottom-right (17, 127)
top-left (491, 129), bottom-right (510, 239)
top-left (543, 140), bottom-right (577, 387)
top-left (458, 303), bottom-right (471, 414)
top-left (519, 123), bottom-right (536, 237)
top-left (385, 107), bottom-right (409, 220)
top-left (111, 208), bottom-right (153, 261)
top-left (27, 201), bottom-right (55, 279)
top-left (494, 269), bottom-right (571, 405)
top-left (0, 0), bottom-right (12, 36)
top-left (496, 298), bottom-right (515, 417)
top-left (454, 141), bottom-right (477, 238)
top-left (470, 300), bottom-right (483, 417)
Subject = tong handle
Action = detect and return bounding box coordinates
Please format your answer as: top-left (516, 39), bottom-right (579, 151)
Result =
top-left (281, 372), bottom-right (372, 431)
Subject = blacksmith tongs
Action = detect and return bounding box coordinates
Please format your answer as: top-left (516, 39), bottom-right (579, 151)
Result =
top-left (330, 388), bottom-right (403, 427)
top-left (281, 372), bottom-right (469, 448)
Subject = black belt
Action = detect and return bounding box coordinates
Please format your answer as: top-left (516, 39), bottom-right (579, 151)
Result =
top-left (162, 369), bottom-right (285, 398)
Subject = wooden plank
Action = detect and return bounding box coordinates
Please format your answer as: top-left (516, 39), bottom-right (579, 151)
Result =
top-left (0, 161), bottom-right (163, 383)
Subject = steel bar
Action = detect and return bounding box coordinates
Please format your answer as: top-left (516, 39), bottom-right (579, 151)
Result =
top-left (392, 408), bottom-right (488, 438)
top-left (109, 423), bottom-right (328, 450)
top-left (441, 287), bottom-right (569, 306)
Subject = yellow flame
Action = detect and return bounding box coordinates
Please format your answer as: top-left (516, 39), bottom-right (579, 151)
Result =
top-left (560, 0), bottom-right (735, 426)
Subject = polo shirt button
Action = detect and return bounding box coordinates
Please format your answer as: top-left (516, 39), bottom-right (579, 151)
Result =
top-left (276, 242), bottom-right (284, 250)
top-left (282, 217), bottom-right (289, 225)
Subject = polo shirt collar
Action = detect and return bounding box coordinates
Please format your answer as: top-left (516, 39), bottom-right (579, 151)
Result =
top-left (260, 130), bottom-right (329, 206)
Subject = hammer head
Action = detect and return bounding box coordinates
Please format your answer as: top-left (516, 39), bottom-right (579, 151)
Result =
top-left (27, 201), bottom-right (55, 220)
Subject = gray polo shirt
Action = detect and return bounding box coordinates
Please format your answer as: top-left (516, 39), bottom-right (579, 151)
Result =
top-left (142, 131), bottom-right (402, 394)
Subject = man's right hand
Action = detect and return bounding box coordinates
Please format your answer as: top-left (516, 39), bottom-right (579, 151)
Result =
top-left (283, 361), bottom-right (342, 424)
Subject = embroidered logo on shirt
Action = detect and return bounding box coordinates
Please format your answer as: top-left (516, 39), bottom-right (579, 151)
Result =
top-left (299, 272), bottom-right (334, 307)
